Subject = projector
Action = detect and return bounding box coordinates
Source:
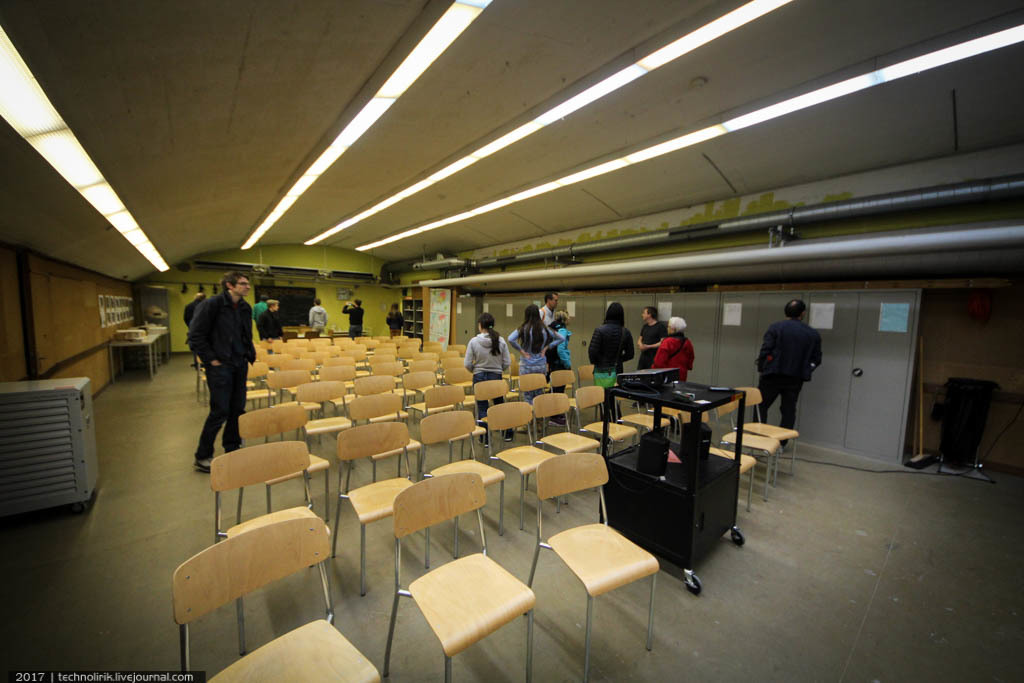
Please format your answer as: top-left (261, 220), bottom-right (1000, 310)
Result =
top-left (617, 368), bottom-right (678, 388)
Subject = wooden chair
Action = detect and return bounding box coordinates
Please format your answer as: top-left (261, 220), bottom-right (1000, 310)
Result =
top-left (238, 405), bottom-right (331, 519)
top-left (408, 384), bottom-right (466, 423)
top-left (332, 422), bottom-right (417, 595)
top-left (443, 366), bottom-right (473, 389)
top-left (245, 362), bottom-right (272, 408)
top-left (270, 340), bottom-right (288, 354)
top-left (282, 358), bottom-right (316, 373)
top-left (401, 369), bottom-right (438, 408)
top-left (421, 411), bottom-right (504, 535)
top-left (310, 337), bottom-right (332, 347)
top-left (352, 374), bottom-right (399, 399)
top-left (710, 446), bottom-right (757, 512)
top-left (414, 351), bottom-right (440, 364)
top-left (440, 357), bottom-right (464, 376)
top-left (484, 401), bottom-right (557, 532)
top-left (528, 453), bottom-right (658, 682)
top-left (299, 381), bottom-right (353, 443)
top-left (576, 386), bottom-right (638, 447)
top-left (406, 358), bottom-right (438, 375)
top-left (273, 380), bottom-right (331, 416)
top-left (449, 343), bottom-right (467, 354)
top-left (440, 349), bottom-right (461, 359)
top-left (370, 353), bottom-right (398, 366)
top-left (735, 386), bottom-right (800, 476)
top-left (517, 372), bottom-right (548, 403)
top-left (265, 369), bottom-right (310, 403)
top-left (172, 515), bottom-right (379, 681)
top-left (265, 353), bottom-right (295, 370)
top-left (534, 393), bottom-right (600, 454)
top-left (717, 400), bottom-right (781, 502)
top-left (346, 392), bottom-right (409, 426)
top-left (471, 378), bottom-right (514, 424)
top-left (382, 473), bottom-right (535, 681)
top-left (209, 441), bottom-right (312, 544)
top-left (577, 364), bottom-right (594, 387)
top-left (549, 369), bottom-right (577, 399)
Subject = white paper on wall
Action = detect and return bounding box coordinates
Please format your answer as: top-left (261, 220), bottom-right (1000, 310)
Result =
top-left (566, 301), bottom-right (576, 317)
top-left (506, 303), bottom-right (513, 317)
top-left (810, 302), bottom-right (835, 330)
top-left (723, 303), bottom-right (742, 326)
top-left (456, 301), bottom-right (462, 314)
top-left (657, 301), bottom-right (672, 321)
top-left (482, 302), bottom-right (489, 313)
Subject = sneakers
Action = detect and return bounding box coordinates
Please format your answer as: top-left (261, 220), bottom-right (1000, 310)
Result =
top-left (194, 457), bottom-right (212, 473)
top-left (503, 430), bottom-right (514, 442)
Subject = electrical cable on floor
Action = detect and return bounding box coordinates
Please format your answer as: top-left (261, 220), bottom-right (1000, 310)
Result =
top-left (793, 456), bottom-right (995, 482)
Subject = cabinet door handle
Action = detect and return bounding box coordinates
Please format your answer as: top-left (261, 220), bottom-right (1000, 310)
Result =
top-left (852, 368), bottom-right (863, 377)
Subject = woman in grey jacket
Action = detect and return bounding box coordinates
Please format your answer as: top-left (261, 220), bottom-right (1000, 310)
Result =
top-left (464, 312), bottom-right (513, 441)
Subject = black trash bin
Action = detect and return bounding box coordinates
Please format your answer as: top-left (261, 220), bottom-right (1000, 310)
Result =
top-left (939, 378), bottom-right (999, 467)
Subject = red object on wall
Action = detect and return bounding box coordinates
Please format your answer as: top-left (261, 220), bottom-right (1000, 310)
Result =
top-left (967, 289), bottom-right (993, 323)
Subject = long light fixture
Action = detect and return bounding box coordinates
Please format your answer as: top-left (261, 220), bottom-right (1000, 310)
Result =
top-left (356, 22), bottom-right (1024, 252)
top-left (0, 27), bottom-right (169, 271)
top-left (241, 0), bottom-right (492, 249)
top-left (305, 0), bottom-right (794, 245)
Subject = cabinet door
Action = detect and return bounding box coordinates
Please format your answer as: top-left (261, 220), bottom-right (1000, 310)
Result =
top-left (455, 297), bottom-right (480, 346)
top-left (677, 292), bottom-right (719, 385)
top-left (843, 291), bottom-right (920, 461)
top-left (752, 292), bottom-right (807, 423)
top-left (797, 292), bottom-right (858, 449)
top-left (714, 293), bottom-right (760, 389)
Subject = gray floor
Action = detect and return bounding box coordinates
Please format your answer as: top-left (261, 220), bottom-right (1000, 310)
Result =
top-left (2, 354), bottom-right (1023, 681)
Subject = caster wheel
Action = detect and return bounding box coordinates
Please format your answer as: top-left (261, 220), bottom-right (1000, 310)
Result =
top-left (70, 502), bottom-right (86, 514)
top-left (731, 527), bottom-right (745, 546)
top-left (685, 574), bottom-right (702, 596)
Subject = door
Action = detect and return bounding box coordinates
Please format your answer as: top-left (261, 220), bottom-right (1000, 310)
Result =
top-left (454, 296), bottom-right (480, 346)
top-left (714, 292), bottom-right (760, 389)
top-left (843, 291), bottom-right (920, 461)
top-left (797, 292), bottom-right (858, 449)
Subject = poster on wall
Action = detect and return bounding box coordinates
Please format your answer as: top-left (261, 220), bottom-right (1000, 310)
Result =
top-left (428, 288), bottom-right (451, 348)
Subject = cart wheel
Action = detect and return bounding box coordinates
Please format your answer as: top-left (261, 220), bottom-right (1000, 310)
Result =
top-left (731, 527), bottom-right (745, 546)
top-left (70, 502), bottom-right (86, 514)
top-left (685, 573), bottom-right (702, 596)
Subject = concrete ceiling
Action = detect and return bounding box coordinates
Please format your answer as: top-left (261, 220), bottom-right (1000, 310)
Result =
top-left (1, 0), bottom-right (1023, 280)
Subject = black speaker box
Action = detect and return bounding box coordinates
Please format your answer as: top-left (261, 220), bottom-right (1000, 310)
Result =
top-left (637, 429), bottom-right (669, 476)
top-left (681, 422), bottom-right (712, 460)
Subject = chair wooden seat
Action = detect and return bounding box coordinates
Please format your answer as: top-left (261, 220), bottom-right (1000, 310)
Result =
top-left (548, 523), bottom-right (659, 597)
top-left (348, 478), bottom-right (415, 524)
top-left (744, 423), bottom-right (800, 442)
top-left (272, 400), bottom-right (321, 413)
top-left (246, 389), bottom-right (272, 402)
top-left (582, 421), bottom-right (637, 442)
top-left (409, 553), bottom-right (536, 657)
top-left (266, 454), bottom-right (330, 486)
top-left (497, 445), bottom-right (556, 476)
top-left (304, 415), bottom-right (353, 436)
top-left (225, 505), bottom-right (321, 538)
top-left (540, 432), bottom-right (600, 454)
top-left (620, 413), bottom-right (655, 430)
top-left (431, 459), bottom-right (505, 487)
top-left (721, 431), bottom-right (781, 453)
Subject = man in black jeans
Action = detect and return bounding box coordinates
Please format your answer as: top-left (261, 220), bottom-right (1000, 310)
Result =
top-left (183, 291), bottom-right (206, 367)
top-left (188, 271), bottom-right (256, 472)
top-left (756, 299), bottom-right (822, 443)
top-left (343, 299), bottom-right (364, 338)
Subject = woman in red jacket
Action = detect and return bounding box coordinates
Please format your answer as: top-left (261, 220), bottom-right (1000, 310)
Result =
top-left (653, 316), bottom-right (694, 380)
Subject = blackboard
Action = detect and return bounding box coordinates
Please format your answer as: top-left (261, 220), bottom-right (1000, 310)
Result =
top-left (254, 285), bottom-right (316, 326)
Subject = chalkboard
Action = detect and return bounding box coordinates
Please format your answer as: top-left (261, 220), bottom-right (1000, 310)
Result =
top-left (254, 285), bottom-right (316, 326)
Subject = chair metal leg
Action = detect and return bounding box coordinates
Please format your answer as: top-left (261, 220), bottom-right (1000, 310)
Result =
top-left (179, 624), bottom-right (189, 672)
top-left (372, 459), bottom-right (377, 483)
top-left (583, 594), bottom-right (594, 682)
top-left (236, 488), bottom-right (244, 526)
top-left (498, 479), bottom-right (505, 536)
top-left (236, 596), bottom-right (246, 655)
top-left (746, 468), bottom-right (753, 512)
top-left (526, 608), bottom-right (534, 683)
top-left (324, 470), bottom-right (329, 522)
top-left (425, 527), bottom-right (430, 569)
top-left (528, 542), bottom-right (541, 587)
top-left (646, 572), bottom-right (657, 650)
top-left (445, 655), bottom-right (452, 683)
top-left (265, 484), bottom-right (272, 514)
top-left (519, 474), bottom-right (527, 531)
top-left (453, 514), bottom-right (459, 559)
top-left (318, 560), bottom-right (334, 624)
top-left (791, 441), bottom-right (797, 474)
top-left (360, 524), bottom-right (367, 596)
top-left (382, 590), bottom-right (402, 678)
top-left (331, 471), bottom-right (343, 559)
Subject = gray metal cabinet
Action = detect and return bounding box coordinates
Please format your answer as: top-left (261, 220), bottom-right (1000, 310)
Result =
top-left (798, 292), bottom-right (858, 449)
top-left (454, 296), bottom-right (481, 346)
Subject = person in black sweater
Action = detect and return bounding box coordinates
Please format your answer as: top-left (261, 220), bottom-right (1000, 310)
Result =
top-left (256, 299), bottom-right (283, 340)
top-left (756, 299), bottom-right (822, 439)
top-left (183, 292), bottom-right (206, 367)
top-left (588, 302), bottom-right (635, 373)
top-left (343, 299), bottom-right (364, 338)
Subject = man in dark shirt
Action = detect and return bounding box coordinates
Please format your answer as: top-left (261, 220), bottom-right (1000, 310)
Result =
top-left (636, 306), bottom-right (667, 369)
top-left (343, 299), bottom-right (364, 338)
top-left (256, 299), bottom-right (283, 340)
top-left (187, 271), bottom-right (256, 472)
top-left (756, 299), bottom-right (823, 439)
top-left (183, 292), bottom-right (206, 368)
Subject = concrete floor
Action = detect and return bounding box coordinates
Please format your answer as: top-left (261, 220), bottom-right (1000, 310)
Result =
top-left (2, 354), bottom-right (1023, 681)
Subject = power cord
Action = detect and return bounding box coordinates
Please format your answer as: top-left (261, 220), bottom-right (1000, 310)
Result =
top-left (795, 456), bottom-right (995, 482)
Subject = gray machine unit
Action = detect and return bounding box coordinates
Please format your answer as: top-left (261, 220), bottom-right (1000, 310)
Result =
top-left (0, 377), bottom-right (97, 516)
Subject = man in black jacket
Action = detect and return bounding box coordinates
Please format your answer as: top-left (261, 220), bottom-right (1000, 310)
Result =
top-left (183, 292), bottom-right (206, 367)
top-left (756, 299), bottom-right (822, 439)
top-left (187, 271), bottom-right (256, 472)
top-left (256, 299), bottom-right (283, 340)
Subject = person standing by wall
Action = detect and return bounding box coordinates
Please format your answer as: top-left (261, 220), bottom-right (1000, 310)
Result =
top-left (652, 316), bottom-right (694, 381)
top-left (545, 309), bottom-right (573, 425)
top-left (188, 271), bottom-right (255, 473)
top-left (589, 302), bottom-right (635, 419)
top-left (636, 306), bottom-right (667, 370)
top-left (508, 304), bottom-right (565, 405)
top-left (386, 303), bottom-right (404, 337)
top-left (257, 299), bottom-right (283, 341)
top-left (342, 299), bottom-right (363, 338)
top-left (183, 291), bottom-right (206, 368)
top-left (309, 298), bottom-right (328, 334)
top-left (756, 299), bottom-right (822, 439)
top-left (464, 312), bottom-right (513, 442)
top-left (541, 292), bottom-right (559, 327)
top-left (252, 294), bottom-right (269, 323)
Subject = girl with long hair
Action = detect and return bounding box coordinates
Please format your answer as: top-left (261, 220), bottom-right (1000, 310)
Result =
top-left (508, 304), bottom-right (565, 404)
top-left (464, 312), bottom-right (513, 441)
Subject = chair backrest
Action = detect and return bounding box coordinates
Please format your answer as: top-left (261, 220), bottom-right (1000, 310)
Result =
top-left (423, 385), bottom-right (465, 412)
top-left (419, 410), bottom-right (477, 445)
top-left (319, 364), bottom-right (357, 382)
top-left (392, 473), bottom-right (485, 539)
top-left (266, 369), bottom-right (311, 390)
top-left (282, 359), bottom-right (315, 373)
top-left (336, 422), bottom-right (411, 462)
top-left (238, 404), bottom-right (307, 439)
top-left (266, 354), bottom-right (295, 369)
top-left (577, 364), bottom-right (595, 383)
top-left (440, 357), bottom-right (464, 371)
top-left (533, 392), bottom-right (569, 418)
top-left (347, 393), bottom-right (403, 421)
top-left (310, 337), bottom-right (331, 347)
top-left (172, 515), bottom-right (329, 625)
top-left (440, 349), bottom-right (461, 359)
top-left (304, 329), bottom-right (320, 339)
top-left (737, 386), bottom-right (763, 408)
top-left (372, 353), bottom-right (397, 364)
top-left (286, 339), bottom-right (311, 352)
top-left (375, 345), bottom-right (398, 357)
top-left (403, 370), bottom-right (437, 393)
top-left (354, 374), bottom-right (396, 396)
top-left (423, 341), bottom-right (443, 350)
top-left (535, 452), bottom-right (608, 501)
top-left (414, 352), bottom-right (439, 362)
top-left (210, 441), bottom-right (310, 492)
top-left (296, 380), bottom-right (346, 404)
top-left (485, 401), bottom-right (533, 431)
top-left (717, 399), bottom-right (740, 419)
top-left (247, 361), bottom-right (269, 379)
top-left (334, 337), bottom-right (355, 347)
top-left (370, 361), bottom-right (403, 377)
top-left (575, 385), bottom-right (605, 411)
top-left (449, 344), bottom-right (467, 353)
top-left (322, 356), bottom-right (350, 368)
top-left (271, 341), bottom-right (288, 354)
top-left (398, 344), bottom-right (420, 358)
top-left (325, 346), bottom-right (342, 357)
top-left (518, 373), bottom-right (548, 393)
top-left (444, 367), bottom-right (472, 385)
top-left (474, 379), bottom-right (508, 402)
top-left (549, 369), bottom-right (575, 389)
top-left (404, 359), bottom-right (433, 374)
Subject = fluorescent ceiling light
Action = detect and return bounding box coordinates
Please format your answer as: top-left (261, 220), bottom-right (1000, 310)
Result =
top-left (242, 0), bottom-right (491, 249)
top-left (0, 27), bottom-right (168, 271)
top-left (356, 22), bottom-right (1024, 252)
top-left (306, 0), bottom-right (794, 245)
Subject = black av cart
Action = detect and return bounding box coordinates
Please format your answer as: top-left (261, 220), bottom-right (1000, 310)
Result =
top-left (601, 382), bottom-right (746, 595)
